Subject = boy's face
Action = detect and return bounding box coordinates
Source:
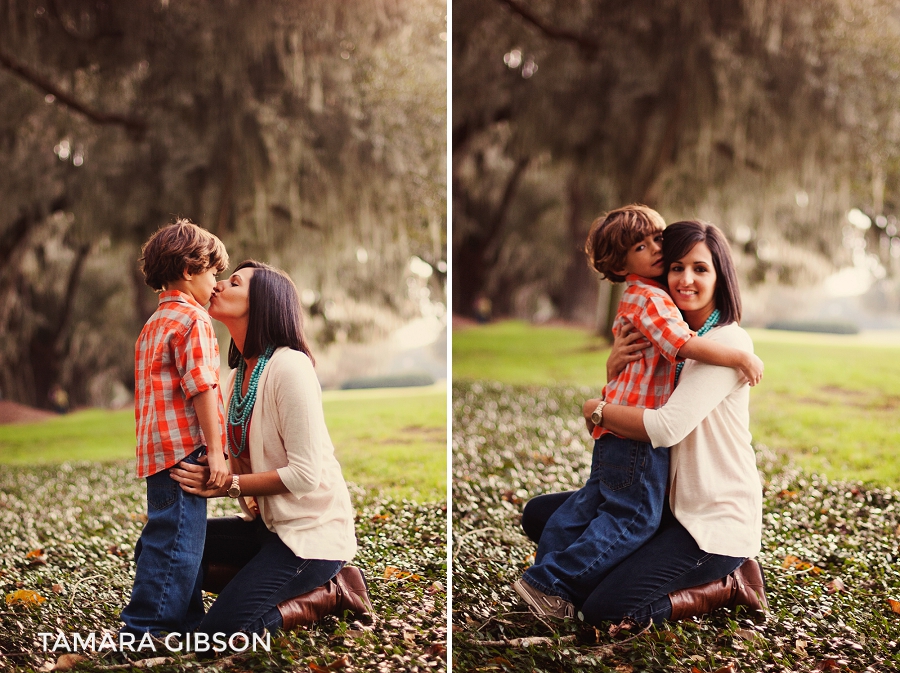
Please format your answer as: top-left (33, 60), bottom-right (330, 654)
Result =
top-left (615, 231), bottom-right (664, 280)
top-left (181, 266), bottom-right (219, 306)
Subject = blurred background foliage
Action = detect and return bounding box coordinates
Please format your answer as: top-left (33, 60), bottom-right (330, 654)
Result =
top-left (0, 0), bottom-right (447, 409)
top-left (453, 0), bottom-right (900, 330)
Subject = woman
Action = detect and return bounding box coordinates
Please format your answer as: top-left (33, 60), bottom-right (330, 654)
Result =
top-left (169, 260), bottom-right (372, 637)
top-left (521, 220), bottom-right (767, 626)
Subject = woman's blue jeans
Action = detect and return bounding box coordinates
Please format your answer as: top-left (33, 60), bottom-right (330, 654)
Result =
top-left (195, 516), bottom-right (344, 636)
top-left (521, 491), bottom-right (744, 625)
top-left (120, 448), bottom-right (208, 635)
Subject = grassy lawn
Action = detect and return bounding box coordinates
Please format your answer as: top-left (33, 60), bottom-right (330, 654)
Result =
top-left (452, 381), bottom-right (900, 672)
top-left (0, 383), bottom-right (447, 501)
top-left (0, 384), bottom-right (447, 672)
top-left (454, 320), bottom-right (900, 486)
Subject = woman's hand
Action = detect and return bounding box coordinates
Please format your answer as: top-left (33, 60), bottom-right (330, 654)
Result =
top-left (582, 398), bottom-right (603, 435)
top-left (606, 322), bottom-right (649, 382)
top-left (169, 457), bottom-right (228, 498)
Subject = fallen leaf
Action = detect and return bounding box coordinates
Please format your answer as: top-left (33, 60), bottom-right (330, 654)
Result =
top-left (489, 657), bottom-right (512, 667)
top-left (825, 577), bottom-right (846, 593)
top-left (888, 598), bottom-right (900, 614)
top-left (5, 589), bottom-right (46, 606)
top-left (426, 581), bottom-right (443, 594)
top-left (382, 566), bottom-right (419, 581)
top-left (713, 665), bottom-right (737, 673)
top-left (691, 667), bottom-right (703, 673)
top-left (325, 654), bottom-right (351, 670)
top-left (26, 549), bottom-right (47, 566)
top-left (53, 654), bottom-right (87, 671)
top-left (653, 630), bottom-right (679, 643)
top-left (782, 554), bottom-right (823, 574)
top-left (501, 489), bottom-right (521, 504)
top-left (425, 643), bottom-right (446, 657)
top-left (614, 666), bottom-right (634, 673)
top-left (51, 584), bottom-right (64, 594)
top-left (309, 664), bottom-right (329, 673)
top-left (403, 630), bottom-right (417, 643)
top-left (815, 659), bottom-right (841, 671)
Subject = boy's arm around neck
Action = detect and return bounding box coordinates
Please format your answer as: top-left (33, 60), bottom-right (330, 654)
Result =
top-left (678, 334), bottom-right (763, 386)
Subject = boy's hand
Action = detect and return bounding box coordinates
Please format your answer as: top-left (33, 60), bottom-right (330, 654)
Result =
top-left (205, 449), bottom-right (230, 488)
top-left (738, 352), bottom-right (764, 387)
top-left (607, 322), bottom-right (649, 382)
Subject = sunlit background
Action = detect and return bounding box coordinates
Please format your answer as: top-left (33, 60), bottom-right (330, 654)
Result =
top-left (0, 0), bottom-right (447, 411)
top-left (453, 0), bottom-right (900, 335)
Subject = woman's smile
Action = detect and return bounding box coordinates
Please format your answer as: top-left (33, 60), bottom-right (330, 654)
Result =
top-left (668, 241), bottom-right (717, 328)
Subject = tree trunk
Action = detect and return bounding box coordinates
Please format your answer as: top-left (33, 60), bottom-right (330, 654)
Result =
top-left (554, 170), bottom-right (599, 325)
top-left (452, 156), bottom-right (530, 316)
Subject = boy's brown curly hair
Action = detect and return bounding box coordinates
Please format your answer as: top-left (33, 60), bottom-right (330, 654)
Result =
top-left (584, 204), bottom-right (666, 283)
top-left (139, 219), bottom-right (229, 291)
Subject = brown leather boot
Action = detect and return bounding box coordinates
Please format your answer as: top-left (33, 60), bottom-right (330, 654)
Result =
top-left (278, 579), bottom-right (340, 630)
top-left (202, 563), bottom-right (242, 594)
top-left (277, 566), bottom-right (375, 630)
top-left (333, 566), bottom-right (374, 620)
top-left (668, 559), bottom-right (768, 621)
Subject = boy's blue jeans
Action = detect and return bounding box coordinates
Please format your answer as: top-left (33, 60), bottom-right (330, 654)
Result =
top-left (120, 447), bottom-right (207, 635)
top-left (522, 491), bottom-right (744, 625)
top-left (523, 434), bottom-right (669, 605)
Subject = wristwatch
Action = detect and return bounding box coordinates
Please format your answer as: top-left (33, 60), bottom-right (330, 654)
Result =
top-left (226, 474), bottom-right (241, 498)
top-left (590, 400), bottom-right (608, 426)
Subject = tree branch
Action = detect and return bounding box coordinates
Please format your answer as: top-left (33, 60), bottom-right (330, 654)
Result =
top-left (0, 50), bottom-right (146, 137)
top-left (495, 0), bottom-right (600, 52)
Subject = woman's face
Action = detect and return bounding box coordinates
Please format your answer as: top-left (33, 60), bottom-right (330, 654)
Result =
top-left (667, 241), bottom-right (717, 321)
top-left (208, 267), bottom-right (255, 322)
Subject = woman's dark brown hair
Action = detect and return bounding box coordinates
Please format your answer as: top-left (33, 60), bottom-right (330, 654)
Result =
top-left (227, 260), bottom-right (315, 368)
top-left (662, 220), bottom-right (742, 326)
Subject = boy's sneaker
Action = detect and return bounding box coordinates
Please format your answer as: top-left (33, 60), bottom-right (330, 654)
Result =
top-left (512, 578), bottom-right (575, 619)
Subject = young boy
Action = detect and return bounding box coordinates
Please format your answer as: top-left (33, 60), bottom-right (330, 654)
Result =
top-left (120, 219), bottom-right (230, 635)
top-left (513, 204), bottom-right (763, 618)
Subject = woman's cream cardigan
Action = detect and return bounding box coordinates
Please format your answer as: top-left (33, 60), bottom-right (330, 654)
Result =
top-left (224, 347), bottom-right (357, 562)
top-left (642, 324), bottom-right (762, 559)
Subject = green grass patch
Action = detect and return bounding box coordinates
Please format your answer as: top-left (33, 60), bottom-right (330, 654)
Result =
top-left (324, 384), bottom-right (447, 500)
top-left (0, 408), bottom-right (134, 464)
top-left (452, 382), bottom-right (900, 672)
top-left (0, 384), bottom-right (447, 501)
top-left (454, 321), bottom-right (900, 486)
top-left (452, 320), bottom-right (608, 386)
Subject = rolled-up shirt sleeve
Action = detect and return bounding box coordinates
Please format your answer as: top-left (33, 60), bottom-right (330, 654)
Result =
top-left (175, 320), bottom-right (219, 399)
top-left (643, 329), bottom-right (750, 448)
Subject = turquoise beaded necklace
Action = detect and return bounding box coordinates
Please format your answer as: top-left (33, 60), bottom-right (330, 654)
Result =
top-left (227, 344), bottom-right (275, 458)
top-left (674, 309), bottom-right (720, 385)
